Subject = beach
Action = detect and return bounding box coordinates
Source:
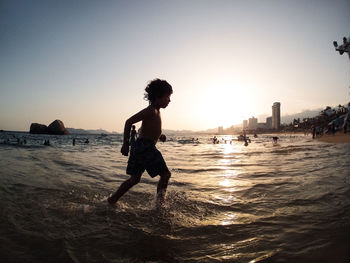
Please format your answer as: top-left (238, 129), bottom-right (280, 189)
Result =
top-left (1, 132), bottom-right (350, 262)
top-left (317, 132), bottom-right (350, 143)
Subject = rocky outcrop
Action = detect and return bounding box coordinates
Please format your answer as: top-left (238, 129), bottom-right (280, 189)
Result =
top-left (47, 120), bottom-right (68, 135)
top-left (29, 120), bottom-right (69, 135)
top-left (30, 123), bottom-right (48, 134)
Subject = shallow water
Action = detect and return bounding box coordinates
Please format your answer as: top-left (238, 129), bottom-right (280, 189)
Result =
top-left (1, 132), bottom-right (350, 262)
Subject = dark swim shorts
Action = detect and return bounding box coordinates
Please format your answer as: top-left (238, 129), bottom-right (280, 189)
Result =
top-left (126, 138), bottom-right (169, 178)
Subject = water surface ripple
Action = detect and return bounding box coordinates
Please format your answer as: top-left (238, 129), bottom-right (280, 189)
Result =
top-left (1, 132), bottom-right (350, 262)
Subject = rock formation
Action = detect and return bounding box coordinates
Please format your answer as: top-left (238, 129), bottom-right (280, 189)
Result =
top-left (29, 120), bottom-right (69, 135)
top-left (47, 120), bottom-right (69, 135)
top-left (30, 123), bottom-right (48, 134)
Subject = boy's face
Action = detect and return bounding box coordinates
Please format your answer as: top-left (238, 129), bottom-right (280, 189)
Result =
top-left (157, 94), bottom-right (171, 108)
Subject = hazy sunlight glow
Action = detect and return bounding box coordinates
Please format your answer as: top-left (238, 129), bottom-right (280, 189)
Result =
top-left (197, 79), bottom-right (259, 127)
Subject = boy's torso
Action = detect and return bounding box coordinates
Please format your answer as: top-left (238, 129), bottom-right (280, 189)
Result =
top-left (139, 106), bottom-right (162, 144)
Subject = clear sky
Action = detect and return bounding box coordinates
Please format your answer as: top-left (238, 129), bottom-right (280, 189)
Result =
top-left (1, 0), bottom-right (349, 132)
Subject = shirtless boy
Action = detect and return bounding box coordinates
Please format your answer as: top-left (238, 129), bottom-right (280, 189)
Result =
top-left (108, 79), bottom-right (173, 206)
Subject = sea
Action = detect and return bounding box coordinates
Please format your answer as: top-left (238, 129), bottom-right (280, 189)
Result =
top-left (0, 131), bottom-right (350, 263)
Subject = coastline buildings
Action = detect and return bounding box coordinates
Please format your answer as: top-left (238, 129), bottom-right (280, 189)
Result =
top-left (218, 126), bottom-right (224, 134)
top-left (266, 117), bottom-right (272, 129)
top-left (248, 116), bottom-right (258, 130)
top-left (272, 102), bottom-right (281, 130)
top-left (242, 102), bottom-right (281, 131)
top-left (257, 122), bottom-right (267, 129)
top-left (243, 120), bottom-right (248, 130)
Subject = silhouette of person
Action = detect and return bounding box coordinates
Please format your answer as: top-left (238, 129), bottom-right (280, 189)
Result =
top-left (130, 125), bottom-right (137, 147)
top-left (108, 79), bottom-right (173, 208)
top-left (344, 113), bottom-right (349, 133)
top-left (312, 126), bottom-right (316, 139)
top-left (243, 131), bottom-right (249, 146)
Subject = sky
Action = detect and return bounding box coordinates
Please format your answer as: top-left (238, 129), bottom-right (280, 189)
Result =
top-left (1, 0), bottom-right (350, 132)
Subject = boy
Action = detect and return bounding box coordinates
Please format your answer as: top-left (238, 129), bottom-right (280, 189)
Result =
top-left (108, 79), bottom-right (173, 207)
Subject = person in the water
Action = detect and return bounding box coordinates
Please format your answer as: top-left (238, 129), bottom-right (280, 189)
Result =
top-left (130, 125), bottom-right (137, 148)
top-left (108, 79), bottom-right (173, 207)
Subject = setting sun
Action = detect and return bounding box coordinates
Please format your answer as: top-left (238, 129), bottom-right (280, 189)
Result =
top-left (192, 78), bottom-right (260, 128)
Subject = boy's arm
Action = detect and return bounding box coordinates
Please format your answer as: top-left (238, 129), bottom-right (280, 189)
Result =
top-left (121, 107), bottom-right (151, 156)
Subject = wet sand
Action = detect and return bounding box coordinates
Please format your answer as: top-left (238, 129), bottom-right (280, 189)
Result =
top-left (317, 133), bottom-right (350, 143)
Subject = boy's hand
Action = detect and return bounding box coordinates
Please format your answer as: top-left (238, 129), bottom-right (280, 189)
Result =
top-left (121, 143), bottom-right (129, 156)
top-left (159, 134), bottom-right (166, 142)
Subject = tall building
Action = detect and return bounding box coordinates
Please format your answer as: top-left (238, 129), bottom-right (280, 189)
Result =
top-left (272, 102), bottom-right (281, 130)
top-left (243, 120), bottom-right (248, 129)
top-left (266, 117), bottom-right (272, 129)
top-left (248, 116), bottom-right (258, 130)
top-left (218, 126), bottom-right (224, 134)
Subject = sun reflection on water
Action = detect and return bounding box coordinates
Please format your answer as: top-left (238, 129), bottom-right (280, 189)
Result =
top-left (213, 141), bottom-right (254, 226)
top-left (221, 212), bottom-right (237, 226)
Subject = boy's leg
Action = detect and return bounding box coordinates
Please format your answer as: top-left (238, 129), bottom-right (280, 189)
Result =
top-left (108, 174), bottom-right (141, 204)
top-left (156, 170), bottom-right (171, 206)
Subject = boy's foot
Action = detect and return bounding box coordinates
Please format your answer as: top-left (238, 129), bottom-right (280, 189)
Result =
top-left (155, 201), bottom-right (163, 212)
top-left (156, 195), bottom-right (165, 210)
top-left (107, 197), bottom-right (117, 207)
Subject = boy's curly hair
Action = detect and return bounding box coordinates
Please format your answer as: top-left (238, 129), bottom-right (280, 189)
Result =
top-left (144, 79), bottom-right (173, 103)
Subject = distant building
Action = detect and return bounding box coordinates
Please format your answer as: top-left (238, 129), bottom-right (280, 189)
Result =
top-left (266, 117), bottom-right (272, 129)
top-left (243, 120), bottom-right (248, 129)
top-left (248, 116), bottom-right (258, 130)
top-left (257, 123), bottom-right (266, 129)
top-left (272, 102), bottom-right (281, 130)
top-left (218, 126), bottom-right (224, 134)
top-left (226, 126), bottom-right (235, 134)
